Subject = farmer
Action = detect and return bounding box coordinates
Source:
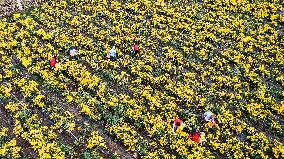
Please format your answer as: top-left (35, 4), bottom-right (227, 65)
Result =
top-left (172, 117), bottom-right (185, 133)
top-left (131, 44), bottom-right (140, 57)
top-left (50, 57), bottom-right (56, 68)
top-left (189, 129), bottom-right (206, 143)
top-left (69, 47), bottom-right (78, 57)
top-left (106, 46), bottom-right (117, 61)
top-left (204, 111), bottom-right (215, 123)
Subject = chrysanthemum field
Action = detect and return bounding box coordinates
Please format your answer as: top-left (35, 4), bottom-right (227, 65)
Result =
top-left (0, 0), bottom-right (284, 158)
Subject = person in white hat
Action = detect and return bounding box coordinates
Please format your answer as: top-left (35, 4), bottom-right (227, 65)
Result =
top-left (69, 47), bottom-right (77, 57)
top-left (107, 46), bottom-right (117, 61)
top-left (204, 111), bottom-right (215, 123)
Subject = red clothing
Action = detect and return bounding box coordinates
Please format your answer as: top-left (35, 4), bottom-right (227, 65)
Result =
top-left (132, 45), bottom-right (139, 51)
top-left (50, 58), bottom-right (56, 67)
top-left (173, 118), bottom-right (183, 126)
top-left (189, 132), bottom-right (200, 143)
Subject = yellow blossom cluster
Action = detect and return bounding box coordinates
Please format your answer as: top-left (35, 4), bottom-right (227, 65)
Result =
top-left (0, 0), bottom-right (283, 158)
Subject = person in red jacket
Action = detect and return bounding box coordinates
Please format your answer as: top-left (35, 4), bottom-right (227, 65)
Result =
top-left (189, 130), bottom-right (201, 143)
top-left (50, 57), bottom-right (56, 69)
top-left (131, 44), bottom-right (140, 57)
top-left (172, 117), bottom-right (184, 133)
top-left (189, 129), bottom-right (206, 143)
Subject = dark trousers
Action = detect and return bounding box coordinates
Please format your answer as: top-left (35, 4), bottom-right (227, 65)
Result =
top-left (110, 56), bottom-right (116, 61)
top-left (131, 50), bottom-right (139, 57)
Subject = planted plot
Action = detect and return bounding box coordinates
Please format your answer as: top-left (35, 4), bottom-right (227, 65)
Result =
top-left (0, 0), bottom-right (284, 158)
